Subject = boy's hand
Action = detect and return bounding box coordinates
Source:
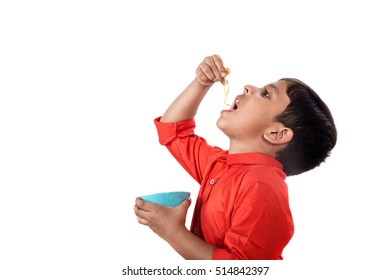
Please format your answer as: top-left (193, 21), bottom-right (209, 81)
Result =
top-left (134, 197), bottom-right (192, 242)
top-left (196, 54), bottom-right (227, 86)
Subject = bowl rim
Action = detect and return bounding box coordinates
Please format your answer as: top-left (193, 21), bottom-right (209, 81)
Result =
top-left (139, 191), bottom-right (190, 197)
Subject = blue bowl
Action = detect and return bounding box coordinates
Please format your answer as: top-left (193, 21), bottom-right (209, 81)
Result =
top-left (139, 191), bottom-right (191, 207)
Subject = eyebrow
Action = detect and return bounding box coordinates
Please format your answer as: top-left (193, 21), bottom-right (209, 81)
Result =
top-left (266, 83), bottom-right (279, 96)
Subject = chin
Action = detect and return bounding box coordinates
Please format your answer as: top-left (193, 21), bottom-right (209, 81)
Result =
top-left (216, 117), bottom-right (229, 135)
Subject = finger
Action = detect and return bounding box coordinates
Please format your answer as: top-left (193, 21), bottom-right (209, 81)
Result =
top-left (172, 198), bottom-right (191, 214)
top-left (196, 66), bottom-right (213, 86)
top-left (179, 197), bottom-right (191, 209)
top-left (135, 197), bottom-right (145, 209)
top-left (198, 63), bottom-right (217, 83)
top-left (134, 205), bottom-right (151, 225)
top-left (134, 204), bottom-right (150, 219)
top-left (211, 54), bottom-right (226, 82)
top-left (204, 56), bottom-right (223, 83)
top-left (135, 198), bottom-right (157, 212)
top-left (136, 216), bottom-right (150, 226)
top-left (134, 204), bottom-right (142, 217)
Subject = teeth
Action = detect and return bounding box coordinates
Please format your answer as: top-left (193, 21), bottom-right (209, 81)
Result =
top-left (229, 98), bottom-right (239, 111)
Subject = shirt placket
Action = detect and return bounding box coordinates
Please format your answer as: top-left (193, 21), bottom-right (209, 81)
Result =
top-left (192, 156), bottom-right (228, 238)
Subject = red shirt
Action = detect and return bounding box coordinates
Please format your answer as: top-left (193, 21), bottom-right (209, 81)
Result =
top-left (154, 117), bottom-right (294, 260)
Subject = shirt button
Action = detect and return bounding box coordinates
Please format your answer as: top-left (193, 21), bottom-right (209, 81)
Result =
top-left (210, 179), bottom-right (215, 185)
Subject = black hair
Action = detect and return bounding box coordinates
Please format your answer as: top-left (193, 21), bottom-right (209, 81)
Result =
top-left (275, 78), bottom-right (337, 176)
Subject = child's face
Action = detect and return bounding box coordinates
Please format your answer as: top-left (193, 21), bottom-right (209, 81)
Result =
top-left (217, 79), bottom-right (291, 147)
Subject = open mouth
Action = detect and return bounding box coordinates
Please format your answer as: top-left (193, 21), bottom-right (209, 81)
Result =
top-left (230, 98), bottom-right (240, 111)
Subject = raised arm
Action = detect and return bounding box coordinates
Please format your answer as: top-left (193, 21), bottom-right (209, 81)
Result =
top-left (160, 54), bottom-right (228, 123)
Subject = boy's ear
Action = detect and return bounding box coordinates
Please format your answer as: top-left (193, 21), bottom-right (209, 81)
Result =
top-left (263, 124), bottom-right (294, 145)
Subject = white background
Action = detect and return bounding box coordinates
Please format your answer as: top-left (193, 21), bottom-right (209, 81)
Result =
top-left (1, 0), bottom-right (389, 279)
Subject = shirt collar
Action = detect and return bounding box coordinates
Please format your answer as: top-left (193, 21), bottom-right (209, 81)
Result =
top-left (225, 152), bottom-right (283, 170)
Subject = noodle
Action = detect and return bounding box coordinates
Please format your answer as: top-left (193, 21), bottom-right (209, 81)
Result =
top-left (224, 68), bottom-right (231, 106)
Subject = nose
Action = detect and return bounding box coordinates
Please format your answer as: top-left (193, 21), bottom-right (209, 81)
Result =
top-left (243, 85), bottom-right (255, 95)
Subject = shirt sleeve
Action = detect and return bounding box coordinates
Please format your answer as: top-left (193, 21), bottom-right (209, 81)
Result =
top-left (154, 117), bottom-right (214, 184)
top-left (212, 182), bottom-right (294, 260)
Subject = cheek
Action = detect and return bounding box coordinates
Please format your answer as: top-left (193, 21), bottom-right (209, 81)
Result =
top-left (216, 105), bottom-right (274, 137)
top-left (240, 109), bottom-right (273, 132)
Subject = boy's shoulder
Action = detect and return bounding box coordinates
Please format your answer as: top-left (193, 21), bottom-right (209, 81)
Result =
top-left (239, 164), bottom-right (286, 189)
top-left (236, 166), bottom-right (289, 207)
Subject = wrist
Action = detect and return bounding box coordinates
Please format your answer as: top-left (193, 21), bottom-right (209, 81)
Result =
top-left (194, 76), bottom-right (214, 88)
top-left (166, 225), bottom-right (215, 260)
top-left (165, 224), bottom-right (188, 244)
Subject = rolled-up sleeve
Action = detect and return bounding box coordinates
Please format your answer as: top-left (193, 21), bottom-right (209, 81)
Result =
top-left (154, 117), bottom-right (214, 185)
top-left (154, 117), bottom-right (196, 145)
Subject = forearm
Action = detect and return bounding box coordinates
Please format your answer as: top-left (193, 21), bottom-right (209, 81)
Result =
top-left (166, 227), bottom-right (215, 260)
top-left (160, 78), bottom-right (211, 123)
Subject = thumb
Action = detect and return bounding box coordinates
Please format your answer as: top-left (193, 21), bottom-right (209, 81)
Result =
top-left (178, 197), bottom-right (191, 210)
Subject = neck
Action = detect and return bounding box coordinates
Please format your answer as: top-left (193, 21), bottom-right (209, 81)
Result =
top-left (228, 140), bottom-right (276, 157)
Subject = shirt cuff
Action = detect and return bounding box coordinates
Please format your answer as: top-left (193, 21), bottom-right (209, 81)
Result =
top-left (154, 117), bottom-right (196, 146)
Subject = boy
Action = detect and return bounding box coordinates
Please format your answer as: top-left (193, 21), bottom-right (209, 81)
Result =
top-left (134, 54), bottom-right (337, 260)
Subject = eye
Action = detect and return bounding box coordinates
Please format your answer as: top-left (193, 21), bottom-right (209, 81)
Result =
top-left (261, 89), bottom-right (270, 98)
